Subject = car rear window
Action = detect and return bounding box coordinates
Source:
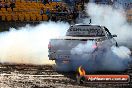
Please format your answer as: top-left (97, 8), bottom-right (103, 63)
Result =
top-left (66, 25), bottom-right (105, 37)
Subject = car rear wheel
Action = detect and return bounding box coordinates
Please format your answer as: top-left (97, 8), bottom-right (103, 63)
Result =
top-left (77, 75), bottom-right (86, 84)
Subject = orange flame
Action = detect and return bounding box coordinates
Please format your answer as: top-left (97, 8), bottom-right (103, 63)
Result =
top-left (78, 66), bottom-right (86, 76)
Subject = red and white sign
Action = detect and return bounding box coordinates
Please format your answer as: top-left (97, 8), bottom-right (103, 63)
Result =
top-left (84, 75), bottom-right (130, 83)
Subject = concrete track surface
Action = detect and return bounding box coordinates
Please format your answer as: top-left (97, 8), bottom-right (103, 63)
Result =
top-left (0, 64), bottom-right (132, 88)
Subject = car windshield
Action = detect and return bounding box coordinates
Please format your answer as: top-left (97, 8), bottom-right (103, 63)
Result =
top-left (66, 25), bottom-right (105, 37)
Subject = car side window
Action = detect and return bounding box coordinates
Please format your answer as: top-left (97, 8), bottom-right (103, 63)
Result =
top-left (103, 27), bottom-right (112, 38)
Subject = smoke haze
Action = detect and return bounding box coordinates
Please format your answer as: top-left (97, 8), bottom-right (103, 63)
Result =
top-left (69, 3), bottom-right (132, 71)
top-left (0, 2), bottom-right (131, 72)
top-left (71, 40), bottom-right (131, 71)
top-left (0, 21), bottom-right (69, 64)
top-left (84, 3), bottom-right (132, 48)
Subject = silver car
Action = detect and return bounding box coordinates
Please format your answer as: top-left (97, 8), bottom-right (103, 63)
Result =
top-left (48, 24), bottom-right (118, 72)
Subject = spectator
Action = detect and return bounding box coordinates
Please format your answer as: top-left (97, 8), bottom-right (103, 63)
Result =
top-left (40, 7), bottom-right (44, 15)
top-left (42, 0), bottom-right (47, 5)
top-left (46, 8), bottom-right (50, 20)
top-left (10, 2), bottom-right (15, 11)
top-left (43, 0), bottom-right (49, 5)
top-left (46, 8), bottom-right (50, 14)
top-left (55, 4), bottom-right (59, 9)
top-left (80, 3), bottom-right (84, 11)
top-left (51, 14), bottom-right (56, 21)
top-left (49, 0), bottom-right (52, 3)
top-left (0, 1), bottom-right (2, 10)
top-left (57, 6), bottom-right (61, 12)
top-left (63, 7), bottom-right (67, 12)
top-left (4, 2), bottom-right (8, 11)
top-left (11, 0), bottom-right (16, 2)
top-left (35, 0), bottom-right (38, 3)
top-left (46, 0), bottom-right (49, 4)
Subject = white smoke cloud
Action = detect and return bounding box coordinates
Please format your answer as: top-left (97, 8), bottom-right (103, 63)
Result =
top-left (71, 40), bottom-right (131, 71)
top-left (71, 41), bottom-right (96, 55)
top-left (112, 46), bottom-right (131, 59)
top-left (0, 2), bottom-right (132, 73)
top-left (0, 21), bottom-right (69, 64)
top-left (69, 3), bottom-right (132, 72)
top-left (84, 3), bottom-right (132, 48)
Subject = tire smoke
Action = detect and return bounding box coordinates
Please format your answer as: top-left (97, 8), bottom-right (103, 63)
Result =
top-left (0, 21), bottom-right (69, 64)
top-left (84, 3), bottom-right (132, 48)
top-left (70, 3), bottom-right (132, 71)
top-left (71, 40), bottom-right (131, 71)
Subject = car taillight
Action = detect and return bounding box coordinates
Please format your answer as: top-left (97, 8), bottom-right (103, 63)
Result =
top-left (92, 43), bottom-right (97, 49)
